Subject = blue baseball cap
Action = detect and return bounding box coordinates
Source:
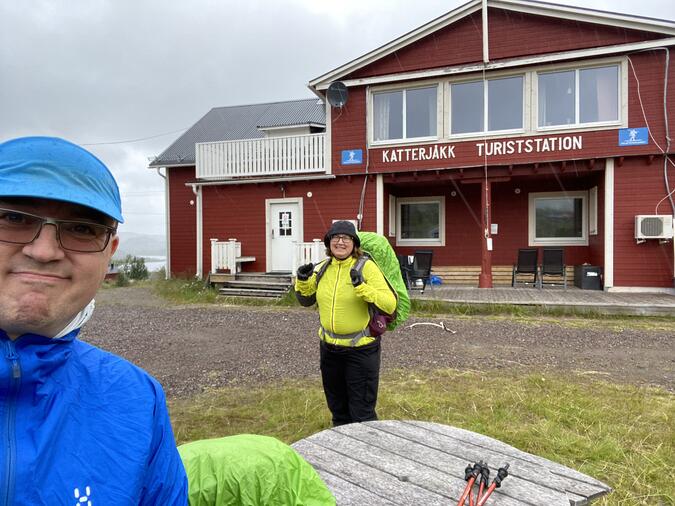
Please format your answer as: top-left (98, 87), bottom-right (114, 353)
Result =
top-left (0, 136), bottom-right (124, 223)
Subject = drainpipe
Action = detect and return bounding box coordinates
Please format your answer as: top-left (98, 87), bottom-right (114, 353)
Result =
top-left (156, 168), bottom-right (171, 279)
top-left (191, 184), bottom-right (203, 279)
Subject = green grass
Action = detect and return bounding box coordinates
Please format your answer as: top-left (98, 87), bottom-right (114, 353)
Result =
top-left (169, 370), bottom-right (674, 505)
top-left (147, 277), bottom-right (675, 331)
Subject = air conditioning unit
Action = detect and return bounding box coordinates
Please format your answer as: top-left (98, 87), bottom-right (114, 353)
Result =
top-left (635, 215), bottom-right (674, 239)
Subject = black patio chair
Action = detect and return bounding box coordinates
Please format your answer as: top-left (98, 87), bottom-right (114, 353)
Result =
top-left (538, 247), bottom-right (567, 289)
top-left (511, 248), bottom-right (538, 287)
top-left (396, 254), bottom-right (412, 289)
top-left (409, 250), bottom-right (434, 294)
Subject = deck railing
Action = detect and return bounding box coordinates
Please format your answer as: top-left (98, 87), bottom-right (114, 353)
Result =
top-left (292, 240), bottom-right (327, 273)
top-left (197, 133), bottom-right (326, 179)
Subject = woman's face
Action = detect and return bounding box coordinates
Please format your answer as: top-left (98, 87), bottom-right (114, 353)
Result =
top-left (329, 234), bottom-right (354, 260)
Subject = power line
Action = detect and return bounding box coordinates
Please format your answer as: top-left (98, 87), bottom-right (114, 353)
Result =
top-left (80, 127), bottom-right (188, 146)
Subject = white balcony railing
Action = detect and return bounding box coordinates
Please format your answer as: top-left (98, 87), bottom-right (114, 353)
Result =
top-left (197, 133), bottom-right (326, 179)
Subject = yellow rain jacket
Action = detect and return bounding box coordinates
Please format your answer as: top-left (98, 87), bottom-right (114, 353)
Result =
top-left (295, 256), bottom-right (397, 347)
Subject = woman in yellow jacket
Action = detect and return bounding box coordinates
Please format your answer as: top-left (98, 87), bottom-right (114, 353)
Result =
top-left (295, 221), bottom-right (396, 426)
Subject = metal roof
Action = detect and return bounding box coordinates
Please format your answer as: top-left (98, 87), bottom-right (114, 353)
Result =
top-left (150, 98), bottom-right (325, 167)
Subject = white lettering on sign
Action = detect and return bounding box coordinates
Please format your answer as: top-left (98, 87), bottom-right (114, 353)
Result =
top-left (382, 145), bottom-right (456, 163)
top-left (476, 136), bottom-right (582, 157)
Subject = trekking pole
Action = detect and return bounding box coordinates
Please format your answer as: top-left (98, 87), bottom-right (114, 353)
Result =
top-left (456, 461), bottom-right (482, 506)
top-left (475, 464), bottom-right (509, 506)
top-left (476, 463), bottom-right (490, 504)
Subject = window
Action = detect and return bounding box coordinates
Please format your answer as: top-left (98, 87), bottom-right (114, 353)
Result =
top-left (373, 86), bottom-right (437, 141)
top-left (450, 75), bottom-right (523, 135)
top-left (396, 196), bottom-right (445, 246)
top-left (529, 191), bottom-right (588, 246)
top-left (538, 65), bottom-right (619, 128)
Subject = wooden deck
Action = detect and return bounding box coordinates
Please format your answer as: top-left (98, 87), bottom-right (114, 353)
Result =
top-left (292, 420), bottom-right (611, 505)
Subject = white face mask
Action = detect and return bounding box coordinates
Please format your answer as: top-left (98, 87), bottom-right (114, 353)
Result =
top-left (53, 299), bottom-right (95, 339)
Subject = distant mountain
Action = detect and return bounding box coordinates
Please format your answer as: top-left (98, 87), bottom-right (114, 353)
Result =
top-left (113, 232), bottom-right (166, 259)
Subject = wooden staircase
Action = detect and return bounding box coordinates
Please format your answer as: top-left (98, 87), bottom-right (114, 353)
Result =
top-left (210, 272), bottom-right (293, 298)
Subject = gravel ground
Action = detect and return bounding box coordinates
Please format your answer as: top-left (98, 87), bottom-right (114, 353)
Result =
top-left (81, 286), bottom-right (675, 397)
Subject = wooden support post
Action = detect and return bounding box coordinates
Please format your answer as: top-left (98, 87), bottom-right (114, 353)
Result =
top-left (479, 179), bottom-right (493, 288)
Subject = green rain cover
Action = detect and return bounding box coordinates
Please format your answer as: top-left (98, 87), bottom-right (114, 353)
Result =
top-left (357, 231), bottom-right (411, 330)
top-left (178, 434), bottom-right (335, 506)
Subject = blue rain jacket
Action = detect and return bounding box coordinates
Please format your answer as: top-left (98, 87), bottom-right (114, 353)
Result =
top-left (0, 328), bottom-right (187, 505)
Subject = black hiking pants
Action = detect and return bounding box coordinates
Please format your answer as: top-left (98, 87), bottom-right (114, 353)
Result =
top-left (319, 340), bottom-right (381, 426)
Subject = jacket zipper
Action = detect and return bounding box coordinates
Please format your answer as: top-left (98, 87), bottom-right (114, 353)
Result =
top-left (3, 340), bottom-right (20, 506)
top-left (330, 261), bottom-right (342, 332)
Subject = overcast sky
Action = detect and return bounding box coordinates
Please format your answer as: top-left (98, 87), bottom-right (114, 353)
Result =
top-left (1, 0), bottom-right (672, 236)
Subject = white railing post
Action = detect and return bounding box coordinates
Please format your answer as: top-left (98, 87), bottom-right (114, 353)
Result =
top-left (312, 239), bottom-right (324, 264)
top-left (210, 238), bottom-right (218, 274)
top-left (226, 238), bottom-right (237, 274)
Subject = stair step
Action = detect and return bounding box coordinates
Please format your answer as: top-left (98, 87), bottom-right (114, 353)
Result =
top-left (236, 273), bottom-right (293, 284)
top-left (218, 287), bottom-right (288, 298)
top-left (223, 280), bottom-right (291, 289)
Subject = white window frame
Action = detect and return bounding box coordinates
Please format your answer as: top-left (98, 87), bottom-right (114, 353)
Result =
top-left (534, 61), bottom-right (624, 132)
top-left (448, 73), bottom-right (526, 139)
top-left (396, 196), bottom-right (445, 247)
top-left (528, 191), bottom-right (588, 246)
top-left (369, 82), bottom-right (441, 146)
top-left (589, 186), bottom-right (598, 236)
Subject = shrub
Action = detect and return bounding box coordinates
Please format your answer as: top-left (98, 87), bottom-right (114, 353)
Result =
top-left (118, 255), bottom-right (149, 281)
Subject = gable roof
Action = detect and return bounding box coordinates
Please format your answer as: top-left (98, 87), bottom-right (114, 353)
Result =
top-left (309, 0), bottom-right (675, 91)
top-left (150, 98), bottom-right (325, 167)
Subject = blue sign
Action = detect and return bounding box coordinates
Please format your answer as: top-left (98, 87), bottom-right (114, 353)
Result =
top-left (619, 127), bottom-right (649, 146)
top-left (341, 149), bottom-right (363, 165)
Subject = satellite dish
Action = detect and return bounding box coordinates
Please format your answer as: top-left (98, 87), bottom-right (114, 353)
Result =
top-left (326, 81), bottom-right (349, 108)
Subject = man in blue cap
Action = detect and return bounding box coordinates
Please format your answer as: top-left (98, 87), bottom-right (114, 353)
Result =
top-left (0, 137), bottom-right (187, 504)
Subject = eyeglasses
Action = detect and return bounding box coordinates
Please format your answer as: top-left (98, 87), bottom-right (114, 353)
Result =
top-left (330, 234), bottom-right (353, 244)
top-left (0, 207), bottom-right (117, 253)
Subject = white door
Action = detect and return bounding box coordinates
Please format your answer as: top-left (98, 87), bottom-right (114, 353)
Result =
top-left (269, 202), bottom-right (300, 271)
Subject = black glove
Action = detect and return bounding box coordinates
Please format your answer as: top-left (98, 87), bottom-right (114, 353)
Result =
top-left (296, 263), bottom-right (314, 281)
top-left (350, 267), bottom-right (363, 287)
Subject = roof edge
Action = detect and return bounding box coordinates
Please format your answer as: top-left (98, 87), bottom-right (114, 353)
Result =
top-left (309, 0), bottom-right (675, 90)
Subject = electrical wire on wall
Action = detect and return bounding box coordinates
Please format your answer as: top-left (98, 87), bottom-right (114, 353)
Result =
top-left (482, 64), bottom-right (490, 243)
top-left (627, 48), bottom-right (673, 215)
top-left (357, 85), bottom-right (371, 230)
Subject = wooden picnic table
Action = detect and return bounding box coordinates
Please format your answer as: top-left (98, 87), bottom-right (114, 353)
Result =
top-left (292, 420), bottom-right (611, 505)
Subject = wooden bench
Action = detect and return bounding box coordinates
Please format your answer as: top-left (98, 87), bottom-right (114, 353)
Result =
top-left (292, 420), bottom-right (611, 505)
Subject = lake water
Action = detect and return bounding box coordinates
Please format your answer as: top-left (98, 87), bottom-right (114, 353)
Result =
top-left (143, 257), bottom-right (166, 272)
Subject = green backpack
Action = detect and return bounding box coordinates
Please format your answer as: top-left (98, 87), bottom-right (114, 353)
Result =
top-left (316, 231), bottom-right (410, 332)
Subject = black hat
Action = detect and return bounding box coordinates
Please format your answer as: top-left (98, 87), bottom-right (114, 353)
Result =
top-left (324, 220), bottom-right (360, 247)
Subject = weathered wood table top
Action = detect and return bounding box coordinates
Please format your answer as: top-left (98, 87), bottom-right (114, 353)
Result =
top-left (292, 420), bottom-right (611, 505)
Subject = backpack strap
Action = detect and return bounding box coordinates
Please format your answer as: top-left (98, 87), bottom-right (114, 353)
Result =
top-left (315, 254), bottom-right (369, 287)
top-left (314, 258), bottom-right (331, 286)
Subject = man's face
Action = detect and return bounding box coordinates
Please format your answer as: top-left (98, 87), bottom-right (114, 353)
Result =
top-left (329, 234), bottom-right (354, 260)
top-left (0, 198), bottom-right (118, 339)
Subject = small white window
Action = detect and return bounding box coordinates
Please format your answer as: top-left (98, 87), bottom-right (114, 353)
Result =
top-left (538, 65), bottom-right (619, 128)
top-left (373, 86), bottom-right (437, 141)
top-left (529, 191), bottom-right (588, 246)
top-left (396, 196), bottom-right (445, 246)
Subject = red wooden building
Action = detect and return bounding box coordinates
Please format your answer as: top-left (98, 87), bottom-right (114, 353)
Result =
top-left (150, 0), bottom-right (675, 291)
